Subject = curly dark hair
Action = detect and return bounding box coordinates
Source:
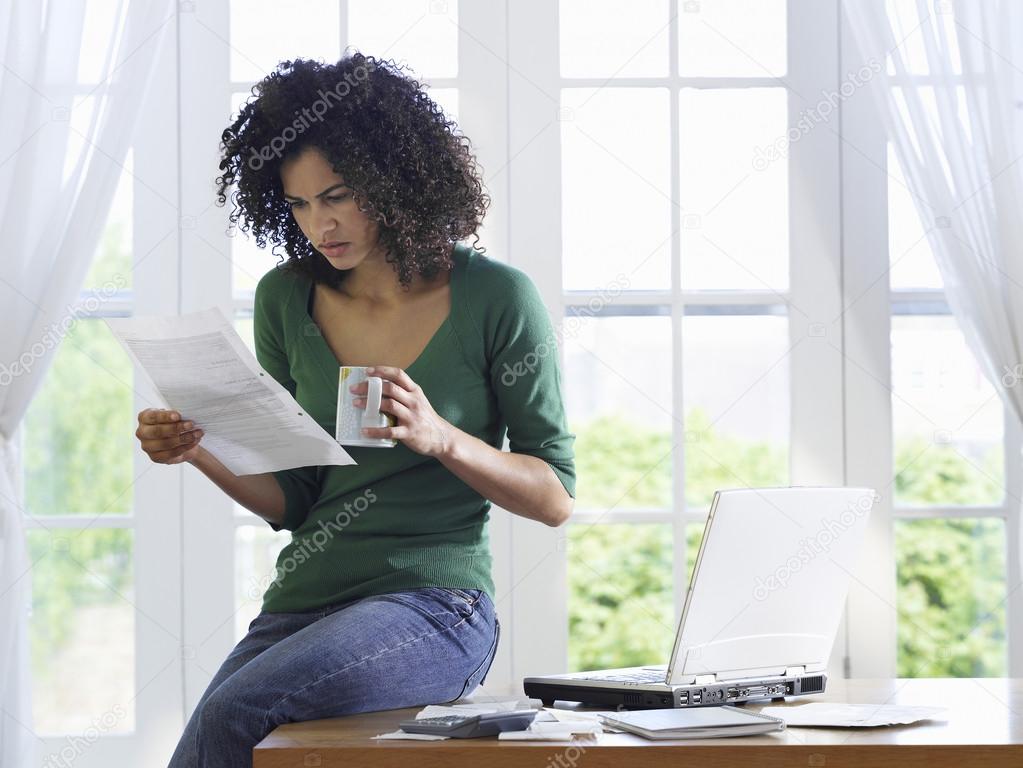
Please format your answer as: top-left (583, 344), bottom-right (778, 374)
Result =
top-left (216, 51), bottom-right (490, 291)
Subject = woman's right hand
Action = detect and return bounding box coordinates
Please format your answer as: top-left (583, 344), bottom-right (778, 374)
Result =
top-left (136, 408), bottom-right (205, 465)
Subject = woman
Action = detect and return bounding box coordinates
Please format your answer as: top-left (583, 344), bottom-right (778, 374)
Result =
top-left (133, 53), bottom-right (576, 766)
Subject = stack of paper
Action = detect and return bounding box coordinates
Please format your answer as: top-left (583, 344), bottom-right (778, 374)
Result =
top-left (599, 706), bottom-right (785, 740)
top-left (373, 701), bottom-right (534, 741)
top-left (758, 703), bottom-right (946, 727)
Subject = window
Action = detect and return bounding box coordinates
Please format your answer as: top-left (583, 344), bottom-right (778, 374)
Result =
top-left (22, 11), bottom-right (1017, 763)
top-left (558, 0), bottom-right (793, 671)
top-left (888, 147), bottom-right (1008, 676)
top-left (22, 156), bottom-right (137, 735)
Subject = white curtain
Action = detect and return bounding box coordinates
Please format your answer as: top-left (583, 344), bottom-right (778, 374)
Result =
top-left (844, 0), bottom-right (1023, 423)
top-left (0, 1), bottom-right (171, 764)
top-left (844, 0), bottom-right (1023, 676)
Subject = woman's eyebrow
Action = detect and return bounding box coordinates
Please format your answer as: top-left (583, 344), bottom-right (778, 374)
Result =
top-left (282, 183), bottom-right (348, 201)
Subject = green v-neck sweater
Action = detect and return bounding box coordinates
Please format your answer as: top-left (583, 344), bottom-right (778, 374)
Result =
top-left (253, 242), bottom-right (576, 612)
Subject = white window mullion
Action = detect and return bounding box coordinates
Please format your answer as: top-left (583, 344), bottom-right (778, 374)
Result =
top-left (127, 4), bottom-right (188, 764)
top-left (893, 506), bottom-right (1007, 520)
top-left (177, 0), bottom-right (236, 719)
top-left (505, 0), bottom-right (566, 684)
top-left (458, 0), bottom-right (516, 694)
top-left (668, 2), bottom-right (687, 629)
top-left (1004, 396), bottom-right (1023, 675)
top-left (787, 0), bottom-right (852, 681)
top-left (838, 1), bottom-right (898, 678)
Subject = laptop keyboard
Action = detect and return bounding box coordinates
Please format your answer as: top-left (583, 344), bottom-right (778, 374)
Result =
top-left (584, 670), bottom-right (665, 684)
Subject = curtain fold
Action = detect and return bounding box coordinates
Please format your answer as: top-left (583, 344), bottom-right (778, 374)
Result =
top-left (844, 0), bottom-right (1023, 677)
top-left (0, 2), bottom-right (172, 764)
top-left (844, 0), bottom-right (1023, 423)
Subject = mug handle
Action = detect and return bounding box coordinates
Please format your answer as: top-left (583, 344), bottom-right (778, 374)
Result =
top-left (361, 375), bottom-right (383, 428)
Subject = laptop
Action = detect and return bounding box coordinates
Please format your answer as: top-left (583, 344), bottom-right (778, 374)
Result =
top-left (524, 486), bottom-right (876, 709)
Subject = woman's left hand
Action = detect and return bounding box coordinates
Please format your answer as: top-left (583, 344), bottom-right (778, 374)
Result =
top-left (350, 366), bottom-right (453, 458)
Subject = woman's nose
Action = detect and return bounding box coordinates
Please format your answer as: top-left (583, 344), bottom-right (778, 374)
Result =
top-left (312, 208), bottom-right (338, 237)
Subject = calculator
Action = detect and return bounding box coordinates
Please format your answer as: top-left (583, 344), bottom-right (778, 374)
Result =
top-left (399, 709), bottom-right (539, 738)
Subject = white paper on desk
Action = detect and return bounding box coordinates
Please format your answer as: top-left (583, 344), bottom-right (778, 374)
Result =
top-left (105, 308), bottom-right (356, 475)
top-left (759, 703), bottom-right (947, 727)
top-left (498, 732), bottom-right (584, 741)
top-left (415, 701), bottom-right (528, 719)
top-left (544, 708), bottom-right (625, 733)
top-left (373, 730), bottom-right (449, 741)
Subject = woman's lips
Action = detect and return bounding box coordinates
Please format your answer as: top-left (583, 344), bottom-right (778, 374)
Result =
top-left (321, 242), bottom-right (350, 257)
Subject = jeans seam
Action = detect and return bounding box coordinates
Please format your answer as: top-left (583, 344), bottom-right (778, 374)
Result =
top-left (453, 615), bottom-right (500, 701)
top-left (261, 610), bottom-right (477, 733)
top-left (437, 587), bottom-right (484, 608)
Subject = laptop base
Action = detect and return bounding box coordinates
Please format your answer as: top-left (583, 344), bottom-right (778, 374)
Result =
top-left (524, 672), bottom-right (826, 710)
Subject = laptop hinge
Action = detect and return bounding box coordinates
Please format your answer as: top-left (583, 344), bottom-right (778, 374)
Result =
top-left (693, 673), bottom-right (717, 685)
top-left (784, 665), bottom-right (806, 676)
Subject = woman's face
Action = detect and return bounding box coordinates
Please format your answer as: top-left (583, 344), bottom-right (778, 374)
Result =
top-left (279, 146), bottom-right (381, 270)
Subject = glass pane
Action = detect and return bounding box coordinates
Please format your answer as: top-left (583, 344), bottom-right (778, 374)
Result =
top-left (560, 0), bottom-right (669, 78)
top-left (892, 316), bottom-right (1003, 506)
top-left (680, 88), bottom-right (788, 290)
top-left (683, 314), bottom-right (790, 508)
top-left (678, 0), bottom-right (786, 77)
top-left (429, 87), bottom-right (459, 123)
top-left (235, 315), bottom-right (255, 356)
top-left (888, 143), bottom-right (943, 290)
top-left (883, 0), bottom-right (962, 76)
top-left (563, 317), bottom-right (673, 511)
top-left (235, 525), bottom-right (290, 641)
top-left (232, 228), bottom-right (278, 296)
top-left (24, 321), bottom-right (135, 516)
top-left (896, 518), bottom-right (1006, 677)
top-left (562, 88), bottom-right (671, 290)
top-left (28, 528), bottom-right (135, 734)
top-left (230, 0), bottom-right (340, 82)
top-left (348, 0), bottom-right (458, 79)
top-left (83, 148), bottom-right (133, 292)
top-left (76, 0), bottom-right (126, 83)
top-left (568, 523), bottom-right (674, 671)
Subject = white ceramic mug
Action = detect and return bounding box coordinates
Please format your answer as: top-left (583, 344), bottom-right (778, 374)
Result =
top-left (336, 366), bottom-right (397, 448)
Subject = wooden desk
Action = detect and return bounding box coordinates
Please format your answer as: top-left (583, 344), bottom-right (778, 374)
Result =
top-left (254, 678), bottom-right (1023, 767)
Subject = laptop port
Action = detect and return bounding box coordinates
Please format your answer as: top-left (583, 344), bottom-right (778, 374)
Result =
top-left (678, 692), bottom-right (689, 705)
top-left (692, 691), bottom-right (702, 704)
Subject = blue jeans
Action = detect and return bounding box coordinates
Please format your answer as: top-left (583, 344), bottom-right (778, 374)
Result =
top-left (168, 587), bottom-right (499, 767)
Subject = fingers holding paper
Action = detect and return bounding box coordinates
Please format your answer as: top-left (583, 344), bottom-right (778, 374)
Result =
top-left (136, 408), bottom-right (205, 465)
top-left (348, 366), bottom-right (453, 458)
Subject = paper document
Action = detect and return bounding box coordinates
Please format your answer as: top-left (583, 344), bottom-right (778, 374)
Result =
top-left (758, 703), bottom-right (947, 727)
top-left (106, 307), bottom-right (356, 475)
top-left (414, 701), bottom-right (526, 719)
top-left (372, 730), bottom-right (449, 741)
top-left (599, 706), bottom-right (785, 740)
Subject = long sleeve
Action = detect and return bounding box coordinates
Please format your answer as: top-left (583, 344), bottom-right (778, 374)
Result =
top-left (476, 262), bottom-right (577, 498)
top-left (253, 269), bottom-right (322, 532)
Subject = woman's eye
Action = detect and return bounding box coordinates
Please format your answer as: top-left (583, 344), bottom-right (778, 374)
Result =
top-left (287, 194), bottom-right (347, 209)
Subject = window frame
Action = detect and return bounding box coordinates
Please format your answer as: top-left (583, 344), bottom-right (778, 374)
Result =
top-left (23, 10), bottom-right (1021, 764)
